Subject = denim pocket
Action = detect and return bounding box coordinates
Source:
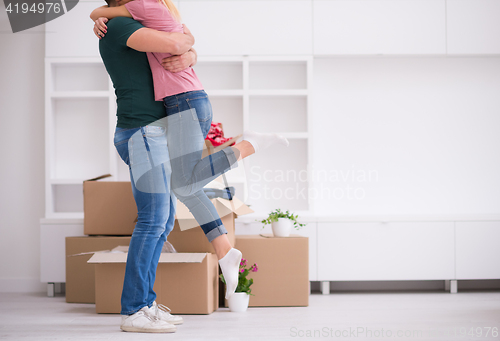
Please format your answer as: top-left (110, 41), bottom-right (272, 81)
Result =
top-left (187, 96), bottom-right (212, 122)
top-left (163, 96), bottom-right (179, 109)
top-left (144, 125), bottom-right (166, 137)
top-left (114, 127), bottom-right (140, 166)
top-left (115, 141), bottom-right (130, 165)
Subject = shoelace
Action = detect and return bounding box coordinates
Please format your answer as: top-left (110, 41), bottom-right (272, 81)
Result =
top-left (155, 303), bottom-right (172, 318)
top-left (138, 311), bottom-right (160, 322)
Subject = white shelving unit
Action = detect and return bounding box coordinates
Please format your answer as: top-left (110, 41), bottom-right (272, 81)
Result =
top-left (195, 55), bottom-right (313, 211)
top-left (41, 55), bottom-right (313, 290)
top-left (43, 55), bottom-right (314, 215)
top-left (44, 58), bottom-right (120, 219)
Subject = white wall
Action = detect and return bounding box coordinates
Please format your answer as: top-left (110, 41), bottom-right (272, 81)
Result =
top-left (0, 5), bottom-right (46, 292)
top-left (311, 56), bottom-right (500, 216)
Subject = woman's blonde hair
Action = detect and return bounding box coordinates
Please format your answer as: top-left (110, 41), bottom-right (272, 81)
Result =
top-left (158, 0), bottom-right (182, 23)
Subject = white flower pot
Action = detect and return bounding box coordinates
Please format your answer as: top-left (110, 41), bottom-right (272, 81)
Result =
top-left (228, 292), bottom-right (250, 312)
top-left (271, 218), bottom-right (293, 237)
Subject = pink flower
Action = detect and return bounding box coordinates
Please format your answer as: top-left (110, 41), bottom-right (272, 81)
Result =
top-left (239, 268), bottom-right (245, 273)
top-left (240, 258), bottom-right (247, 267)
top-left (251, 263), bottom-right (258, 272)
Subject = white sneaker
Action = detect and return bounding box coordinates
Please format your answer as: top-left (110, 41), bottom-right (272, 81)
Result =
top-left (149, 301), bottom-right (184, 325)
top-left (120, 306), bottom-right (176, 333)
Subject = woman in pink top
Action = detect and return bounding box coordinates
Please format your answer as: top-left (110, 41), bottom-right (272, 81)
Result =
top-left (91, 0), bottom-right (288, 307)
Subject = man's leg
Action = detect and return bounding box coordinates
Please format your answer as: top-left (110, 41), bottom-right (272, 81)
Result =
top-left (120, 165), bottom-right (171, 315)
top-left (113, 127), bottom-right (175, 333)
top-left (144, 196), bottom-right (184, 325)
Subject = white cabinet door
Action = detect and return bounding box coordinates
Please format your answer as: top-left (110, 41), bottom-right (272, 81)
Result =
top-left (313, 0), bottom-right (446, 55)
top-left (179, 0), bottom-right (313, 56)
top-left (40, 222), bottom-right (84, 283)
top-left (46, 2), bottom-right (101, 57)
top-left (317, 222), bottom-right (455, 281)
top-left (447, 0), bottom-right (500, 54)
top-left (456, 222), bottom-right (500, 279)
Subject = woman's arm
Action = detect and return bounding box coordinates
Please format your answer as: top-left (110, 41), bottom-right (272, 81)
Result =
top-left (90, 5), bottom-right (132, 21)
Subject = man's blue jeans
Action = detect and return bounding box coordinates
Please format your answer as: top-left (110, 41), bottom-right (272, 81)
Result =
top-left (114, 126), bottom-right (176, 315)
top-left (114, 90), bottom-right (238, 315)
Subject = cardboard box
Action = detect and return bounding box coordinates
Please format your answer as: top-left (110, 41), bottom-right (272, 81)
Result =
top-left (66, 236), bottom-right (131, 303)
top-left (88, 251), bottom-right (219, 314)
top-left (234, 234), bottom-right (309, 307)
top-left (167, 197), bottom-right (253, 253)
top-left (83, 175), bottom-right (137, 235)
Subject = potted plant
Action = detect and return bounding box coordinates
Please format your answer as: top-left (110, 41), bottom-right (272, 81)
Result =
top-left (260, 208), bottom-right (305, 237)
top-left (220, 258), bottom-right (258, 312)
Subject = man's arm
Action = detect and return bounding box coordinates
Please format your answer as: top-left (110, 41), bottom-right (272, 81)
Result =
top-left (189, 47), bottom-right (198, 67)
top-left (90, 5), bottom-right (131, 21)
top-left (127, 24), bottom-right (194, 55)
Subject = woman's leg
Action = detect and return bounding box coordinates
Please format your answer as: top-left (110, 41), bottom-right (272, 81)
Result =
top-left (163, 91), bottom-right (288, 197)
top-left (164, 104), bottom-right (238, 197)
top-left (164, 91), bottom-right (244, 298)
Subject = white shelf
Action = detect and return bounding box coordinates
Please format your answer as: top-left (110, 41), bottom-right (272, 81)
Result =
top-left (50, 178), bottom-right (84, 185)
top-left (40, 217), bottom-right (84, 224)
top-left (47, 212), bottom-right (85, 220)
top-left (205, 90), bottom-right (244, 97)
top-left (50, 91), bottom-right (110, 98)
top-left (248, 90), bottom-right (308, 97)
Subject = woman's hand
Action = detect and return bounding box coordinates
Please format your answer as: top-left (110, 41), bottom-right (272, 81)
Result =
top-left (93, 17), bottom-right (108, 39)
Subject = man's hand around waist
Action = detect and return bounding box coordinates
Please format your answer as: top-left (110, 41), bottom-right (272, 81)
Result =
top-left (161, 49), bottom-right (197, 73)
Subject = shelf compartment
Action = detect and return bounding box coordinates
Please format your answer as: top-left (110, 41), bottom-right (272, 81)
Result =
top-left (52, 63), bottom-right (108, 92)
top-left (249, 96), bottom-right (308, 133)
top-left (194, 61), bottom-right (243, 90)
top-left (52, 184), bottom-right (83, 214)
top-left (245, 139), bottom-right (309, 212)
top-left (52, 98), bottom-right (110, 179)
top-left (209, 97), bottom-right (244, 139)
top-left (249, 61), bottom-right (307, 90)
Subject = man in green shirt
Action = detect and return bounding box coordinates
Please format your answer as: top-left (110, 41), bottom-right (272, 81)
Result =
top-left (95, 11), bottom-right (195, 333)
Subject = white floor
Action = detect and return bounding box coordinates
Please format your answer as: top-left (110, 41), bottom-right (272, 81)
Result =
top-left (1, 291), bottom-right (499, 341)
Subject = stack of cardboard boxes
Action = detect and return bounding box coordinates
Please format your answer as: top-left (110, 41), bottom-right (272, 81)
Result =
top-left (66, 175), bottom-right (310, 314)
top-left (66, 175), bottom-right (263, 314)
top-left (65, 175), bottom-right (135, 305)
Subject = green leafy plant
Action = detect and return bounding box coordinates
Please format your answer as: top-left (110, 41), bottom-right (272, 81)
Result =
top-left (260, 208), bottom-right (306, 230)
top-left (219, 258), bottom-right (258, 295)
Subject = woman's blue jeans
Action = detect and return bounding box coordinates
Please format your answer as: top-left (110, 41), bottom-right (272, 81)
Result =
top-left (163, 90), bottom-right (239, 240)
top-left (115, 90), bottom-right (238, 315)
